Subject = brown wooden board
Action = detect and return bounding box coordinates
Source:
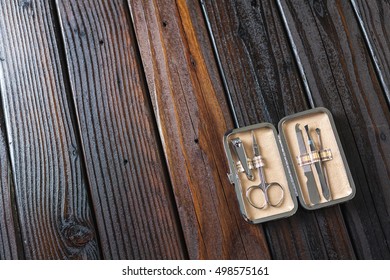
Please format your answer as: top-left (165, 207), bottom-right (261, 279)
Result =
top-left (0, 0), bottom-right (100, 259)
top-left (351, 0), bottom-right (390, 104)
top-left (56, 0), bottom-right (186, 259)
top-left (278, 0), bottom-right (390, 259)
top-left (203, 0), bottom-right (355, 259)
top-left (129, 0), bottom-right (271, 259)
top-left (0, 115), bottom-right (19, 259)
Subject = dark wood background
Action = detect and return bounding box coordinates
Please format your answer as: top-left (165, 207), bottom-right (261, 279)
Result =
top-left (0, 0), bottom-right (388, 259)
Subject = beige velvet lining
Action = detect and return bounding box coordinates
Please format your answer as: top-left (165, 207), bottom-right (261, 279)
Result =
top-left (281, 112), bottom-right (352, 207)
top-left (228, 127), bottom-right (295, 221)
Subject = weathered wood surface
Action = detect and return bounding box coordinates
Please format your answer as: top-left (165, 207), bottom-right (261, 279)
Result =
top-left (0, 0), bottom-right (388, 260)
top-left (278, 0), bottom-right (390, 259)
top-left (352, 0), bottom-right (390, 104)
top-left (202, 0), bottom-right (355, 259)
top-left (0, 115), bottom-right (18, 259)
top-left (0, 0), bottom-right (100, 259)
top-left (129, 0), bottom-right (271, 259)
top-left (56, 0), bottom-right (186, 259)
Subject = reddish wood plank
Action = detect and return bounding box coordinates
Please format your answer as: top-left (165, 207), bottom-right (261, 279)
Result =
top-left (56, 0), bottom-right (186, 259)
top-left (203, 0), bottom-right (355, 259)
top-left (0, 0), bottom-right (99, 259)
top-left (129, 0), bottom-right (271, 259)
top-left (278, 0), bottom-right (390, 259)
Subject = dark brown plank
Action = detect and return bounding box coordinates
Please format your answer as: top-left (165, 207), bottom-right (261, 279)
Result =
top-left (278, 0), bottom-right (390, 259)
top-left (203, 0), bottom-right (355, 259)
top-left (129, 0), bottom-right (271, 259)
top-left (351, 0), bottom-right (390, 104)
top-left (0, 115), bottom-right (19, 259)
top-left (0, 0), bottom-right (99, 259)
top-left (56, 0), bottom-right (186, 259)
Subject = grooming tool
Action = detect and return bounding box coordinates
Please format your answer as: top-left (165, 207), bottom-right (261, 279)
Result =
top-left (315, 128), bottom-right (331, 200)
top-left (304, 125), bottom-right (331, 201)
top-left (231, 138), bottom-right (254, 181)
top-left (245, 131), bottom-right (284, 209)
top-left (295, 124), bottom-right (321, 205)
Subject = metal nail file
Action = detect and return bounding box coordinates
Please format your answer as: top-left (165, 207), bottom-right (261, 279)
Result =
top-left (231, 138), bottom-right (254, 181)
top-left (305, 125), bottom-right (331, 201)
top-left (316, 128), bottom-right (331, 198)
top-left (295, 124), bottom-right (321, 205)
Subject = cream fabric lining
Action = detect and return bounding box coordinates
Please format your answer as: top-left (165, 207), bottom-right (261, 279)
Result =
top-left (281, 112), bottom-right (352, 207)
top-left (228, 127), bottom-right (295, 221)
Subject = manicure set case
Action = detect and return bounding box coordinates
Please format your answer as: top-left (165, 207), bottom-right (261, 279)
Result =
top-left (223, 107), bottom-right (356, 224)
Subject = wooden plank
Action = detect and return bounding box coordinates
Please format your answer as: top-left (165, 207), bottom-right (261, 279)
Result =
top-left (351, 0), bottom-right (390, 104)
top-left (56, 0), bottom-right (186, 259)
top-left (0, 115), bottom-right (19, 259)
top-left (203, 0), bottom-right (355, 259)
top-left (0, 0), bottom-right (100, 259)
top-left (129, 0), bottom-right (271, 259)
top-left (278, 0), bottom-right (390, 259)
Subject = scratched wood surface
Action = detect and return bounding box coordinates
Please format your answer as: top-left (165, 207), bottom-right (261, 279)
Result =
top-left (56, 0), bottom-right (186, 259)
top-left (202, 0), bottom-right (355, 259)
top-left (0, 0), bottom-right (389, 259)
top-left (278, 0), bottom-right (390, 259)
top-left (129, 0), bottom-right (270, 259)
top-left (0, 0), bottom-right (100, 259)
top-left (351, 0), bottom-right (390, 104)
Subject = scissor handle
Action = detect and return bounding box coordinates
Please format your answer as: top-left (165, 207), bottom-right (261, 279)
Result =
top-left (246, 182), bottom-right (285, 209)
top-left (264, 182), bottom-right (285, 207)
top-left (246, 185), bottom-right (267, 209)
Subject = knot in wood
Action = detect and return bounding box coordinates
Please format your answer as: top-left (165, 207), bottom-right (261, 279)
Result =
top-left (237, 24), bottom-right (247, 41)
top-left (19, 0), bottom-right (31, 9)
top-left (380, 131), bottom-right (387, 141)
top-left (18, 0), bottom-right (34, 17)
top-left (311, 0), bottom-right (325, 17)
top-left (189, 55), bottom-right (196, 68)
top-left (62, 221), bottom-right (94, 248)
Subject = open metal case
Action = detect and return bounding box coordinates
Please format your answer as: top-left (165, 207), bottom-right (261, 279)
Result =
top-left (223, 107), bottom-right (356, 224)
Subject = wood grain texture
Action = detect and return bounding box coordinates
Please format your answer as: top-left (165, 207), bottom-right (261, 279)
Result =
top-left (203, 0), bottom-right (308, 124)
top-left (0, 116), bottom-right (19, 259)
top-left (203, 0), bottom-right (355, 259)
top-left (278, 0), bottom-right (390, 259)
top-left (351, 0), bottom-right (390, 104)
top-left (0, 0), bottom-right (99, 259)
top-left (129, 0), bottom-right (271, 259)
top-left (56, 0), bottom-right (186, 259)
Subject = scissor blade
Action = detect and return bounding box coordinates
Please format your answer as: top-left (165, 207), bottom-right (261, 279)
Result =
top-left (251, 131), bottom-right (260, 157)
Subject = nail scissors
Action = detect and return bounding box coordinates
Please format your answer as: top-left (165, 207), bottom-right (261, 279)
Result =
top-left (246, 131), bottom-right (285, 209)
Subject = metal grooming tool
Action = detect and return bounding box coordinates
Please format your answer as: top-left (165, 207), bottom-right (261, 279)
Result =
top-left (231, 138), bottom-right (254, 181)
top-left (304, 125), bottom-right (331, 201)
top-left (315, 128), bottom-right (331, 200)
top-left (245, 131), bottom-right (284, 209)
top-left (295, 124), bottom-right (321, 205)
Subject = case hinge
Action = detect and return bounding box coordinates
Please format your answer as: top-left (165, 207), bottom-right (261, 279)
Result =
top-left (227, 173), bottom-right (234, 184)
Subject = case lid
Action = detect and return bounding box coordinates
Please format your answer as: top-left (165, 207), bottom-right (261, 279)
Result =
top-left (224, 123), bottom-right (298, 224)
top-left (278, 107), bottom-right (356, 210)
